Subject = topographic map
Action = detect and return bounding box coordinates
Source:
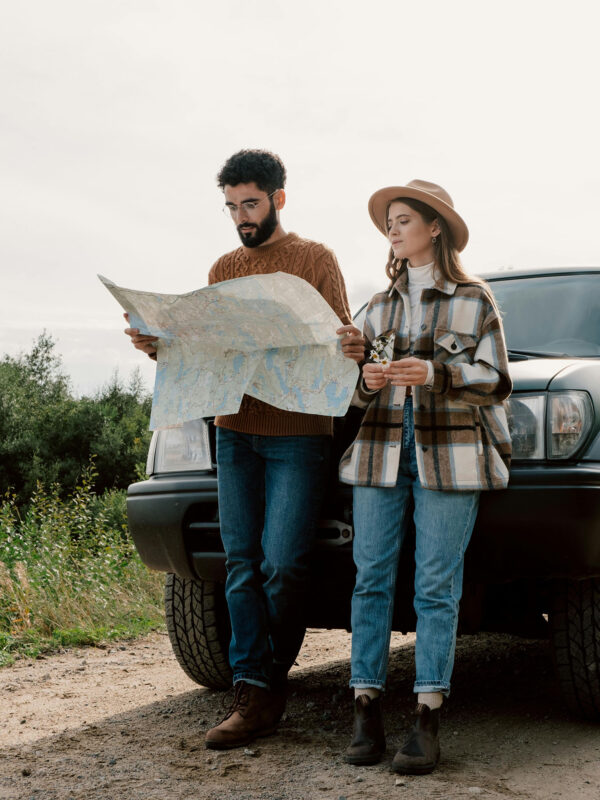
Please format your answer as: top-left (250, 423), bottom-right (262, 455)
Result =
top-left (100, 272), bottom-right (359, 429)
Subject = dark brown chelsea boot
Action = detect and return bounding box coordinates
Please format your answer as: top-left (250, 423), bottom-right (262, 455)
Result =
top-left (391, 703), bottom-right (440, 774)
top-left (344, 694), bottom-right (386, 766)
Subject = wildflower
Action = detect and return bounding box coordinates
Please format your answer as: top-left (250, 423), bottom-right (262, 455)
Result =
top-left (369, 332), bottom-right (395, 365)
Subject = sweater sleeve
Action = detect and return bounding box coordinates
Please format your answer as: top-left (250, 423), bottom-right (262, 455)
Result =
top-left (310, 245), bottom-right (352, 325)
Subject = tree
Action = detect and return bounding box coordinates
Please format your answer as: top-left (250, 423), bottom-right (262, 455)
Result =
top-left (0, 334), bottom-right (152, 503)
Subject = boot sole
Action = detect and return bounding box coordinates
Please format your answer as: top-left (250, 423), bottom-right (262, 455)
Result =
top-left (344, 745), bottom-right (386, 766)
top-left (391, 758), bottom-right (439, 775)
top-left (205, 726), bottom-right (278, 750)
top-left (344, 752), bottom-right (384, 766)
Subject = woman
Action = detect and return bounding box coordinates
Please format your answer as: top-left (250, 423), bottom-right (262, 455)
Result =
top-left (339, 180), bottom-right (512, 774)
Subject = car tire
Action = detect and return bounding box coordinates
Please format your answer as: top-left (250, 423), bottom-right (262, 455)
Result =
top-left (550, 577), bottom-right (600, 721)
top-left (164, 573), bottom-right (233, 690)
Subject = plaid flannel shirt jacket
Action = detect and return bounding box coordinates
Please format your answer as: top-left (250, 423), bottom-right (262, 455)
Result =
top-left (339, 267), bottom-right (513, 491)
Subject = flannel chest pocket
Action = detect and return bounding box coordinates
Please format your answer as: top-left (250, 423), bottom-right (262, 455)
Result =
top-left (434, 329), bottom-right (478, 363)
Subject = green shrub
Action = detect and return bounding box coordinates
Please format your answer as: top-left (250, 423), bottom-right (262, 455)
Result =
top-left (0, 465), bottom-right (164, 665)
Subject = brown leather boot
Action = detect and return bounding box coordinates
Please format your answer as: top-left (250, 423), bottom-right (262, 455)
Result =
top-left (391, 703), bottom-right (440, 774)
top-left (344, 694), bottom-right (386, 765)
top-left (205, 681), bottom-right (282, 750)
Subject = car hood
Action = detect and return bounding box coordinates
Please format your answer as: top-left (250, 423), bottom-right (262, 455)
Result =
top-left (508, 358), bottom-right (577, 391)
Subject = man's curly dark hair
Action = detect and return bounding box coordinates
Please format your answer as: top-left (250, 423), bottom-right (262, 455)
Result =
top-left (217, 149), bottom-right (287, 194)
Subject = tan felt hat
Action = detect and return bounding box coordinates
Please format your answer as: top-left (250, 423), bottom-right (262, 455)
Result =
top-left (368, 179), bottom-right (469, 252)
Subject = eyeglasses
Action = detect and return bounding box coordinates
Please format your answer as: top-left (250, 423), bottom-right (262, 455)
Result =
top-left (222, 190), bottom-right (278, 217)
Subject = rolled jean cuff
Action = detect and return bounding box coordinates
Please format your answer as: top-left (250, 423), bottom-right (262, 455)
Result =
top-left (350, 679), bottom-right (386, 692)
top-left (414, 681), bottom-right (450, 697)
top-left (234, 674), bottom-right (269, 690)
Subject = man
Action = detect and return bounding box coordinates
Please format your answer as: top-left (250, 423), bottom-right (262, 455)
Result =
top-left (125, 149), bottom-right (363, 749)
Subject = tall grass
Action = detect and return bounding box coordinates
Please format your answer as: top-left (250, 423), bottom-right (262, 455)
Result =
top-left (0, 465), bottom-right (164, 665)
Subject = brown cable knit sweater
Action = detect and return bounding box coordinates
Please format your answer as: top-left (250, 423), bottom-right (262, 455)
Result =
top-left (208, 232), bottom-right (352, 437)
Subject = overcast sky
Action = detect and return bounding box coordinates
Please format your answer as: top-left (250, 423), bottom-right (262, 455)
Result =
top-left (1, 0), bottom-right (599, 395)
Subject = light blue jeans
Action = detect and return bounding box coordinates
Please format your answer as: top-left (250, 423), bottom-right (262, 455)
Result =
top-left (217, 427), bottom-right (330, 689)
top-left (350, 397), bottom-right (480, 695)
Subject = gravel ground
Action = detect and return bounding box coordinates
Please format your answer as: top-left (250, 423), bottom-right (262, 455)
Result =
top-left (2, 628), bottom-right (600, 800)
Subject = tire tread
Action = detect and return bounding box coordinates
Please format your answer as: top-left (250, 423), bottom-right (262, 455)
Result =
top-left (550, 578), bottom-right (600, 721)
top-left (165, 573), bottom-right (232, 690)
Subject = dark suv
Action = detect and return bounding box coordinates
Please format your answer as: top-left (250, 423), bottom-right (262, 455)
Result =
top-left (127, 266), bottom-right (600, 720)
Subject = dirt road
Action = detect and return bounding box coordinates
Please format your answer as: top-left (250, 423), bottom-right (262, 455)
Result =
top-left (2, 629), bottom-right (600, 800)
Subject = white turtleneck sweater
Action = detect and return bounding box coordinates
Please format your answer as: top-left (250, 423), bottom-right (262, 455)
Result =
top-left (407, 261), bottom-right (435, 387)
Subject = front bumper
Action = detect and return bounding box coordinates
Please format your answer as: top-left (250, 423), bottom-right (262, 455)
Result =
top-left (127, 473), bottom-right (220, 580)
top-left (127, 462), bottom-right (600, 584)
top-left (469, 462), bottom-right (600, 581)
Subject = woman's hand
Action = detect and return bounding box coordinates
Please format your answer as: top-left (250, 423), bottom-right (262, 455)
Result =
top-left (337, 324), bottom-right (366, 363)
top-left (362, 362), bottom-right (388, 390)
top-left (385, 357), bottom-right (429, 386)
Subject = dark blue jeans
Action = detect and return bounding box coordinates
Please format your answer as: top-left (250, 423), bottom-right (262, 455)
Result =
top-left (216, 427), bottom-right (331, 688)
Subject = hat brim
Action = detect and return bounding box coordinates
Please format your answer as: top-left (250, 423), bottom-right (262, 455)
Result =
top-left (368, 186), bottom-right (469, 252)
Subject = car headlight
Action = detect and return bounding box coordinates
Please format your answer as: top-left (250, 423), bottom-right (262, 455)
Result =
top-left (548, 391), bottom-right (593, 459)
top-left (507, 395), bottom-right (546, 459)
top-left (146, 419), bottom-right (213, 474)
top-left (507, 391), bottom-right (593, 461)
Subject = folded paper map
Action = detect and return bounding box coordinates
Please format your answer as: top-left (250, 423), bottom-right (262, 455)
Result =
top-left (100, 272), bottom-right (359, 429)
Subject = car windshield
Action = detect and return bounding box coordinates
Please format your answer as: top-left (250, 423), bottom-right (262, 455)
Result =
top-left (490, 273), bottom-right (600, 357)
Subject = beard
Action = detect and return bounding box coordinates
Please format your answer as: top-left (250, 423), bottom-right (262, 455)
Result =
top-left (236, 200), bottom-right (278, 248)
